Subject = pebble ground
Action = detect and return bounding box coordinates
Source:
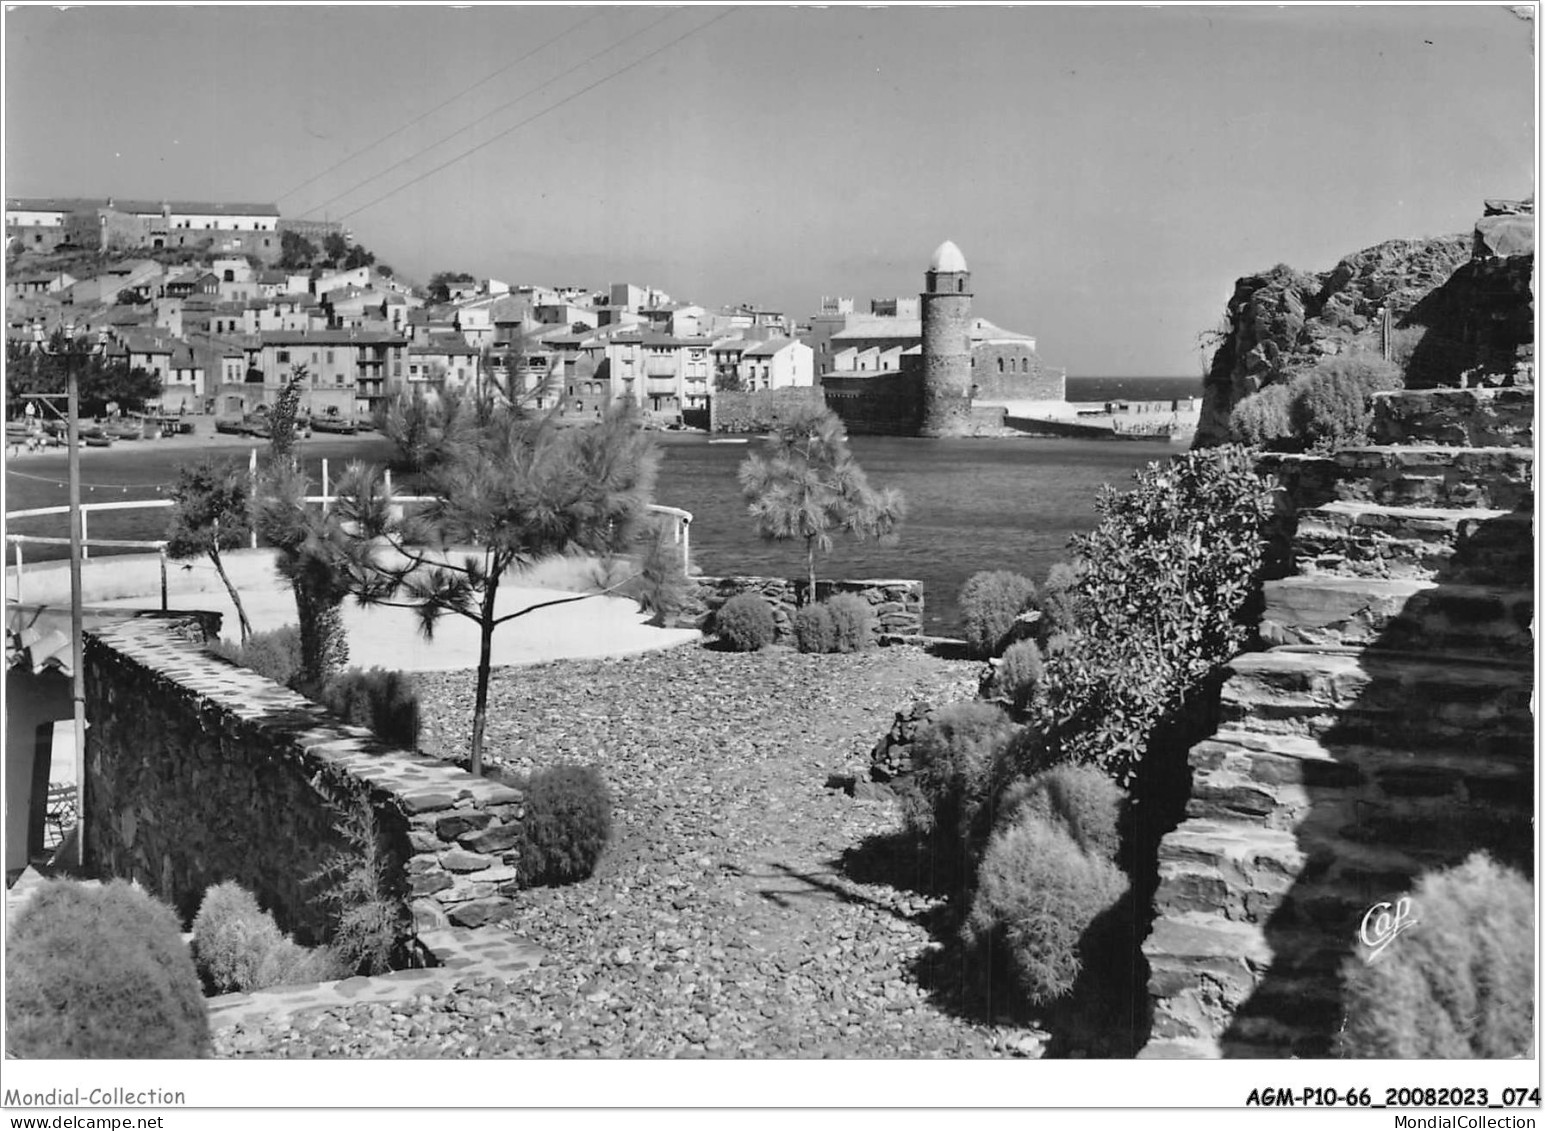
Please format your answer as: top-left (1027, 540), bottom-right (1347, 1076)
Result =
top-left (215, 644), bottom-right (1049, 1059)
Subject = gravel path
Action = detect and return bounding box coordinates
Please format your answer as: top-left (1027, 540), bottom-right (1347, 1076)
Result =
top-left (215, 644), bottom-right (1047, 1059)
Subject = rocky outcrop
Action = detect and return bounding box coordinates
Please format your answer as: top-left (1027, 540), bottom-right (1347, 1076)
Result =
top-left (1197, 200), bottom-right (1534, 446)
top-left (1141, 386), bottom-right (1534, 1057)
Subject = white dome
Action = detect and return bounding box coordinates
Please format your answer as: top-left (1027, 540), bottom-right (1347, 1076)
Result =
top-left (929, 240), bottom-right (968, 273)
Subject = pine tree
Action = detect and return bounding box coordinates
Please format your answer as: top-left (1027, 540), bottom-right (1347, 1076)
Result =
top-left (738, 405), bottom-right (906, 604)
top-left (164, 457), bottom-right (254, 642)
top-left (332, 400), bottom-right (661, 774)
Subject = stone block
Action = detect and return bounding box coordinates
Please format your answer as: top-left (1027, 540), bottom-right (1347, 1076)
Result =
top-left (441, 847), bottom-right (498, 873)
top-left (401, 791), bottom-right (458, 815)
top-left (461, 822), bottom-right (522, 853)
top-left (434, 879), bottom-right (496, 904)
top-left (409, 871), bottom-right (453, 897)
top-left (446, 899), bottom-right (518, 929)
top-left (411, 898), bottom-right (449, 931)
top-left (435, 809), bottom-right (493, 841)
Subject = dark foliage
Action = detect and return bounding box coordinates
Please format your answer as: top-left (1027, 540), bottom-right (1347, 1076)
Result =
top-left (959, 570), bottom-right (1039, 659)
top-left (825, 593), bottom-right (876, 652)
top-left (792, 601), bottom-right (837, 654)
top-left (898, 701), bottom-right (1020, 878)
top-left (314, 667), bottom-right (422, 750)
top-left (520, 764), bottom-right (615, 886)
top-left (715, 593), bottom-right (777, 651)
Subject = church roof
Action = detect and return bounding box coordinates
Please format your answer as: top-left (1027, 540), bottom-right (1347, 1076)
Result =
top-left (929, 240), bottom-right (968, 273)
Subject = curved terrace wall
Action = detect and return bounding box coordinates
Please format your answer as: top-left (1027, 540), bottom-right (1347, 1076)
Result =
top-left (82, 616), bottom-right (527, 944)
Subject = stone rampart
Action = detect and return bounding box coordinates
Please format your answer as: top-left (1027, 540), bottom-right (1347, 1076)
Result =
top-left (82, 618), bottom-right (525, 946)
top-left (709, 387), bottom-right (824, 434)
top-left (686, 576), bottom-right (924, 643)
top-left (821, 371), bottom-right (925, 436)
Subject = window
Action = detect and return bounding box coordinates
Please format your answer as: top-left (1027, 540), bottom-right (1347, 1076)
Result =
top-left (277, 350), bottom-right (290, 363)
top-left (956, 279), bottom-right (964, 292)
top-left (327, 351), bottom-right (335, 364)
top-left (997, 357), bottom-right (1004, 373)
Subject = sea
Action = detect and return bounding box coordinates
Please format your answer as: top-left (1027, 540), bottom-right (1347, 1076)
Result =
top-left (3, 376), bottom-right (1202, 637)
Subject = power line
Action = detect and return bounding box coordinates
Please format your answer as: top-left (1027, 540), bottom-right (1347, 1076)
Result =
top-left (304, 8), bottom-right (685, 222)
top-left (276, 9), bottom-right (601, 207)
top-left (338, 9), bottom-right (736, 223)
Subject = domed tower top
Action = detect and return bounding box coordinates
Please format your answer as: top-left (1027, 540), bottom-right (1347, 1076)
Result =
top-left (925, 239), bottom-right (971, 296)
top-left (929, 240), bottom-right (968, 273)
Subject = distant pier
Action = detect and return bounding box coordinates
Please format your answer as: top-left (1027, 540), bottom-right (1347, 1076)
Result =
top-left (984, 397), bottom-right (1201, 442)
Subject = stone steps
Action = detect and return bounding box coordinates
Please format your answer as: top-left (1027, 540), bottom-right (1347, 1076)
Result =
top-left (1330, 445), bottom-right (1533, 510)
top-left (1260, 574), bottom-right (1534, 659)
top-left (1218, 648), bottom-right (1535, 752)
top-left (1370, 387), bottom-right (1534, 448)
top-left (1294, 501), bottom-right (1533, 586)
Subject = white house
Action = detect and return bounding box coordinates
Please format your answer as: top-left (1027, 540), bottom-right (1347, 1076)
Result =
top-left (738, 338), bottom-right (814, 391)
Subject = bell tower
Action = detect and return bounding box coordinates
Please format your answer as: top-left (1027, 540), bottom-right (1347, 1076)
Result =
top-left (920, 240), bottom-right (973, 437)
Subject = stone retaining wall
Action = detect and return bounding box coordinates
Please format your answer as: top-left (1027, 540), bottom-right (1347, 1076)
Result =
top-left (687, 576), bottom-right (924, 643)
top-left (83, 618), bottom-right (526, 948)
top-left (709, 387), bottom-right (824, 434)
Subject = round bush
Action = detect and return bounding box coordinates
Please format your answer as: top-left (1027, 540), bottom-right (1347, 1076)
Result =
top-left (995, 638), bottom-right (1045, 714)
top-left (521, 764), bottom-right (615, 886)
top-left (1228, 382), bottom-right (1295, 448)
top-left (1039, 562), bottom-right (1081, 639)
top-left (6, 879), bottom-right (211, 1058)
top-left (714, 593), bottom-right (777, 652)
top-left (824, 593), bottom-right (876, 653)
top-left (792, 602), bottom-right (837, 654)
top-left (959, 570), bottom-right (1039, 659)
top-left (998, 763), bottom-right (1125, 862)
top-left (192, 880), bottom-right (284, 994)
top-left (317, 667), bottom-right (421, 749)
top-left (1290, 368), bottom-right (1370, 451)
top-left (1338, 852), bottom-right (1534, 1058)
top-left (965, 814), bottom-right (1129, 1006)
top-left (900, 701), bottom-right (1020, 873)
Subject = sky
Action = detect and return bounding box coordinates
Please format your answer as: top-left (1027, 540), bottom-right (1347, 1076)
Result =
top-left (3, 3), bottom-right (1536, 376)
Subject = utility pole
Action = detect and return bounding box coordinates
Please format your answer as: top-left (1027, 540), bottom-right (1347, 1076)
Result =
top-left (32, 321), bottom-right (109, 871)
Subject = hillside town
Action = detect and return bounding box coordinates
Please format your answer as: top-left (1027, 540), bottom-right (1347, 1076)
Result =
top-left (5, 196), bottom-right (1069, 436)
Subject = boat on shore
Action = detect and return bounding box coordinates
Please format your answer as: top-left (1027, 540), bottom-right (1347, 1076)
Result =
top-left (310, 416), bottom-right (358, 435)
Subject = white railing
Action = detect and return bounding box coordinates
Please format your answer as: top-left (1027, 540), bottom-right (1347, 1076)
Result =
top-left (5, 489), bottom-right (693, 604)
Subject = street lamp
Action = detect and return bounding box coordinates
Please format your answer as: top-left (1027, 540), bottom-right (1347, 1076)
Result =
top-left (31, 320), bottom-right (110, 871)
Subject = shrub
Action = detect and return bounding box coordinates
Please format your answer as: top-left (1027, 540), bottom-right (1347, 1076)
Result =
top-left (959, 570), bottom-right (1038, 658)
top-left (994, 638), bottom-right (1045, 714)
top-left (715, 592), bottom-right (777, 651)
top-left (998, 763), bottom-right (1125, 862)
top-left (1039, 562), bottom-right (1081, 640)
top-left (825, 593), bottom-right (876, 652)
top-left (1228, 381), bottom-right (1295, 448)
top-left (192, 881), bottom-right (345, 994)
top-left (211, 625), bottom-right (303, 688)
top-left (1288, 353), bottom-right (1404, 452)
top-left (965, 814), bottom-right (1129, 1006)
top-left (254, 937), bottom-right (348, 989)
top-left (5, 879), bottom-right (211, 1058)
top-left (899, 701), bottom-right (1020, 873)
top-left (192, 881), bottom-right (285, 993)
top-left (792, 602), bottom-right (837, 654)
top-left (1289, 368), bottom-right (1370, 451)
top-left (521, 764), bottom-right (614, 886)
top-left (1035, 447), bottom-right (1273, 785)
top-left (1338, 853), bottom-right (1534, 1058)
top-left (316, 667), bottom-right (421, 750)
top-left (307, 784), bottom-right (411, 976)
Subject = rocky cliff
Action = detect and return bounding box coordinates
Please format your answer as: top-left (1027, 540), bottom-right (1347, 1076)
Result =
top-left (1196, 200), bottom-right (1535, 446)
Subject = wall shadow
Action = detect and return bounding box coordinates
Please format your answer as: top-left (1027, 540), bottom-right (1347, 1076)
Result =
top-left (1217, 506), bottom-right (1534, 1057)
